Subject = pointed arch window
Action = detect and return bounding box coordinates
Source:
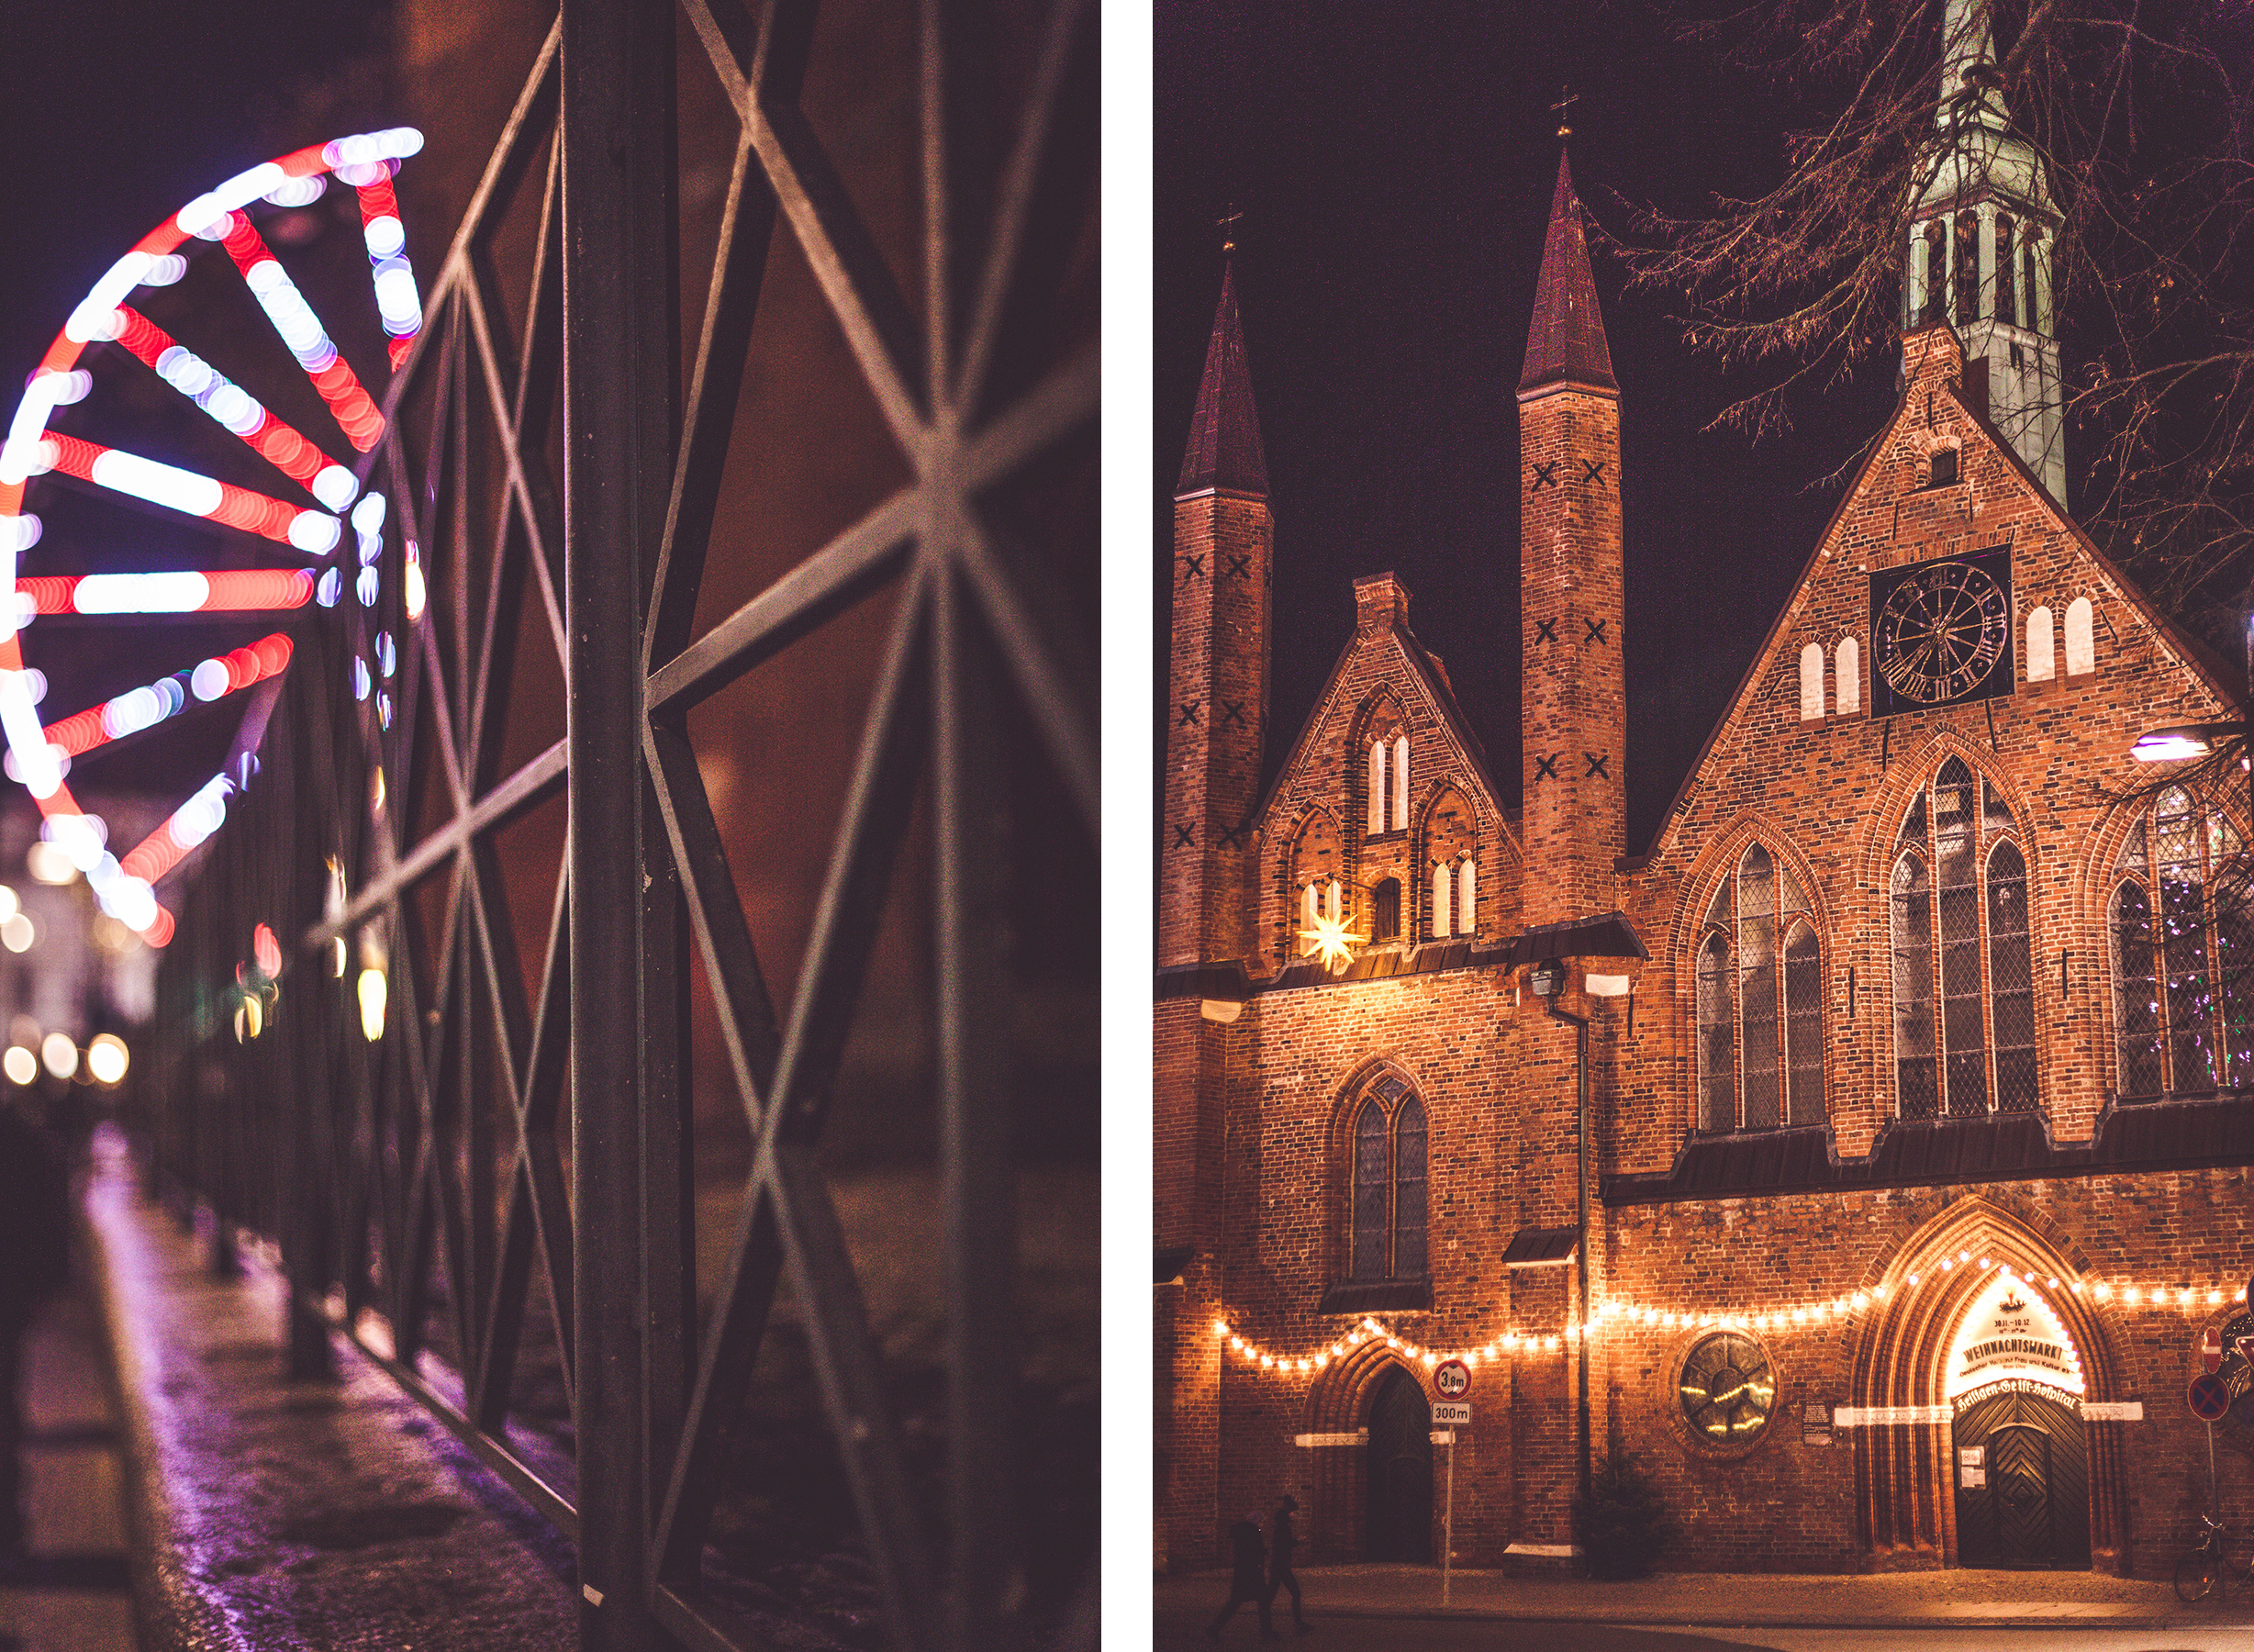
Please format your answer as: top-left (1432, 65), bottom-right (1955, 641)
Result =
top-left (1889, 759), bottom-right (2040, 1117)
top-left (1371, 876), bottom-right (1401, 943)
top-left (1430, 862), bottom-right (1452, 939)
top-left (1694, 843), bottom-right (1824, 1132)
top-left (1367, 742), bottom-right (1388, 835)
top-left (1347, 1074), bottom-right (1429, 1284)
top-left (1392, 735), bottom-right (1410, 832)
top-left (2108, 786), bottom-right (2254, 1097)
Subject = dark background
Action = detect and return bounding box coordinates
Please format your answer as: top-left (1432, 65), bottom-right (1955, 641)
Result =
top-left (1155, 0), bottom-right (1914, 856)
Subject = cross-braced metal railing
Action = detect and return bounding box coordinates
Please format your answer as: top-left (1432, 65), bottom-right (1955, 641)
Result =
top-left (145, 1), bottom-right (1097, 1646)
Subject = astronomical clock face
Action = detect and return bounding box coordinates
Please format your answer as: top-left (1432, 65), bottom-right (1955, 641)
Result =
top-left (1678, 1331), bottom-right (1775, 1443)
top-left (1867, 545), bottom-right (2015, 717)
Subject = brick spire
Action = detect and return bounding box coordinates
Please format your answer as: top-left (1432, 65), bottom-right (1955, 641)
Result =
top-left (1518, 149), bottom-right (1616, 397)
top-left (1176, 260), bottom-right (1268, 497)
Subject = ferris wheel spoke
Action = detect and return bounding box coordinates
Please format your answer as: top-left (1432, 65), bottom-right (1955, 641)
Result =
top-left (29, 433), bottom-right (341, 554)
top-left (17, 568), bottom-right (311, 618)
top-left (105, 307), bottom-right (358, 509)
top-left (334, 142), bottom-right (428, 371)
top-left (30, 633), bottom-right (294, 765)
top-left (205, 208), bottom-right (385, 452)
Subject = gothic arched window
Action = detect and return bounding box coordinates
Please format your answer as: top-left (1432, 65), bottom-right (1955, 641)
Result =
top-left (1347, 1074), bottom-right (1429, 1283)
top-left (1372, 876), bottom-right (1401, 943)
top-left (1889, 759), bottom-right (2040, 1117)
top-left (2108, 786), bottom-right (2254, 1097)
top-left (1694, 843), bottom-right (1824, 1132)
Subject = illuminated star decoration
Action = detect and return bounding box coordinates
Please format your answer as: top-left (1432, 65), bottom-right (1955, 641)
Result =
top-left (1298, 910), bottom-right (1367, 974)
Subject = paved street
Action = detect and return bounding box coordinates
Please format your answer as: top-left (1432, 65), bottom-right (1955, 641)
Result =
top-left (1155, 1566), bottom-right (2254, 1649)
top-left (1166, 1622), bottom-right (2254, 1650)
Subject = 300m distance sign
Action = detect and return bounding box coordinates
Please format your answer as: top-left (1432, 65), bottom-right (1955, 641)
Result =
top-left (1434, 1358), bottom-right (1471, 1399)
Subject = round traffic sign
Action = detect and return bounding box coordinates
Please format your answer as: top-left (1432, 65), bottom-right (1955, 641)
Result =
top-left (1434, 1357), bottom-right (1471, 1399)
top-left (2190, 1371), bottom-right (2232, 1423)
top-left (2204, 1327), bottom-right (2224, 1374)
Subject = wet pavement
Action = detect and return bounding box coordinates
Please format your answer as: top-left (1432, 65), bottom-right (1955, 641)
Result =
top-left (0, 1244), bottom-right (134, 1652)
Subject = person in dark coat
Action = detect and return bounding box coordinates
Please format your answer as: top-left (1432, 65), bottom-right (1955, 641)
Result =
top-left (1265, 1492), bottom-right (1311, 1634)
top-left (1205, 1510), bottom-right (1274, 1638)
top-left (0, 1094), bottom-right (69, 1555)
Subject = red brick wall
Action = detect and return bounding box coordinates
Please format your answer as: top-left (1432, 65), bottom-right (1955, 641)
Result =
top-left (1161, 490), bottom-right (1272, 971)
top-left (1519, 384), bottom-right (1624, 926)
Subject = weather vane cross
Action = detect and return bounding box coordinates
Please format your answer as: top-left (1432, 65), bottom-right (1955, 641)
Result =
top-left (1218, 204), bottom-right (1244, 255)
top-left (1552, 86), bottom-right (1578, 139)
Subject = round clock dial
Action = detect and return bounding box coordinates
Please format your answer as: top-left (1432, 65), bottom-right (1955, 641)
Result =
top-left (1679, 1331), bottom-right (1775, 1442)
top-left (1874, 559), bottom-right (2012, 705)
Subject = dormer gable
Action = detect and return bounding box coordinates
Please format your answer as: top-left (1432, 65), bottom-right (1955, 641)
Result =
top-left (1253, 572), bottom-right (1520, 973)
top-left (1642, 326), bottom-right (2241, 878)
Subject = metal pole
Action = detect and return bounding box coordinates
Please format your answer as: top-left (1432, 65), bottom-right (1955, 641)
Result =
top-left (564, 0), bottom-right (675, 1644)
top-left (1443, 1434), bottom-right (1456, 1604)
top-left (2211, 1419), bottom-right (2219, 1512)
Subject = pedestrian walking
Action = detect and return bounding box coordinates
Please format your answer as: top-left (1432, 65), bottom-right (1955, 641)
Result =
top-left (1205, 1510), bottom-right (1274, 1638)
top-left (0, 1092), bottom-right (69, 1557)
top-left (1266, 1492), bottom-right (1311, 1634)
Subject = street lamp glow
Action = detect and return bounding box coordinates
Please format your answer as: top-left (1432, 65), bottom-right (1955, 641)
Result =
top-left (85, 1033), bottom-right (128, 1086)
top-left (1, 1047), bottom-right (34, 1086)
top-left (2131, 721), bottom-right (2245, 763)
top-left (0, 913), bottom-right (32, 954)
top-left (39, 1032), bottom-right (75, 1080)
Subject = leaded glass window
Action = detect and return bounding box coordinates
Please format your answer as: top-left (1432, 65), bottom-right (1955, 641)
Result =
top-left (1987, 840), bottom-right (2036, 1111)
top-left (1889, 763), bottom-right (2039, 1118)
top-left (1347, 1076), bottom-right (1429, 1283)
top-left (1784, 920), bottom-right (1824, 1124)
top-left (1352, 1100), bottom-right (1387, 1279)
top-left (1694, 843), bottom-right (1824, 1132)
top-left (1393, 1098), bottom-right (1426, 1278)
top-left (2109, 787), bottom-right (2254, 1096)
top-left (1697, 932), bottom-right (1734, 1133)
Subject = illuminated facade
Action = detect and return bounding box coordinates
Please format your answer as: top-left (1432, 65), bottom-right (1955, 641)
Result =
top-left (1156, 11), bottom-right (2254, 1578)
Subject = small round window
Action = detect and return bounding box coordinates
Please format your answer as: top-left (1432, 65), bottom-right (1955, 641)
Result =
top-left (1678, 1332), bottom-right (1775, 1443)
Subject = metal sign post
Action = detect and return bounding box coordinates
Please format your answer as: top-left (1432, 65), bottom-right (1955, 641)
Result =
top-left (1444, 1430), bottom-right (1456, 1604)
top-left (1432, 1398), bottom-right (1471, 1603)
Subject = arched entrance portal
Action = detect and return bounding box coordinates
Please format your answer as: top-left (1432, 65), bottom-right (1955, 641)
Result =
top-left (1365, 1365), bottom-right (1433, 1561)
top-left (1849, 1198), bottom-right (2130, 1573)
top-left (1945, 1268), bottom-right (2092, 1570)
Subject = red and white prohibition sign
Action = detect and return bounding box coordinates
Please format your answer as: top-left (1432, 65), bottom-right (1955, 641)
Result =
top-left (1434, 1357), bottom-right (1472, 1399)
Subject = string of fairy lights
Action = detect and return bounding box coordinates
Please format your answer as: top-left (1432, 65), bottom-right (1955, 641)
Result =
top-left (1212, 1256), bottom-right (2251, 1378)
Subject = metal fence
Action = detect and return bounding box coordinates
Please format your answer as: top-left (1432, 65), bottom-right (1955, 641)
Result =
top-left (141, 2), bottom-right (1096, 1646)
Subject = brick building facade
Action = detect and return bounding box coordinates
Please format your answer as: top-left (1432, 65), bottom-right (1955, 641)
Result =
top-left (1156, 4), bottom-right (2254, 1579)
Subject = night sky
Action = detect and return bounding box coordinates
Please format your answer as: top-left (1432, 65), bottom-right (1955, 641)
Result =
top-left (1155, 0), bottom-right (1909, 855)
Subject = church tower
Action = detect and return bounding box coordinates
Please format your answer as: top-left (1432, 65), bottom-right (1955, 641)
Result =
top-left (1905, 0), bottom-right (2065, 501)
top-left (1517, 145), bottom-right (1624, 927)
top-left (1161, 256), bottom-right (1271, 969)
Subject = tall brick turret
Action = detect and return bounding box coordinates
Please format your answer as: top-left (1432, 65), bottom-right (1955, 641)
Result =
top-left (1163, 260), bottom-right (1271, 968)
top-left (1517, 147), bottom-right (1624, 926)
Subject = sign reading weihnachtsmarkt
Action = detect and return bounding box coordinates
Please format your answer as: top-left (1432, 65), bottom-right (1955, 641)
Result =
top-left (1955, 1285), bottom-right (2079, 1390)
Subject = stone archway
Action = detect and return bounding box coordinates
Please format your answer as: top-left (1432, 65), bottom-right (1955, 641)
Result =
top-left (1301, 1340), bottom-right (1432, 1563)
top-left (1847, 1198), bottom-right (2129, 1573)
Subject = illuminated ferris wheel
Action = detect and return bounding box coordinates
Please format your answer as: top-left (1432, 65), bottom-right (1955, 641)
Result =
top-left (0, 128), bottom-right (427, 945)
